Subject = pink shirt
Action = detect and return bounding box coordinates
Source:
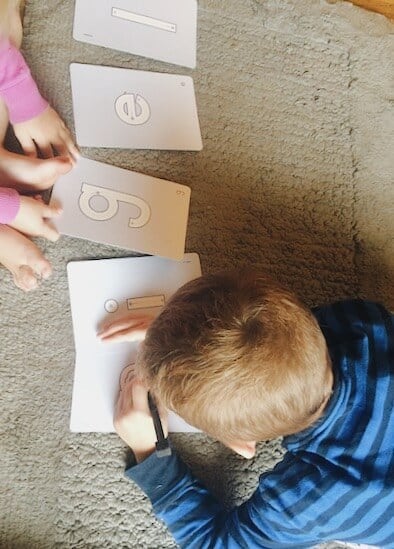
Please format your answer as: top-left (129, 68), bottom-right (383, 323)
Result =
top-left (0, 187), bottom-right (20, 223)
top-left (0, 38), bottom-right (48, 124)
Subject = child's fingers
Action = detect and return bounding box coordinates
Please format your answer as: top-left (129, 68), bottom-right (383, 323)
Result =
top-left (18, 136), bottom-right (37, 157)
top-left (100, 327), bottom-right (147, 344)
top-left (32, 137), bottom-right (54, 159)
top-left (62, 131), bottom-right (80, 160)
top-left (55, 156), bottom-right (74, 175)
top-left (55, 128), bottom-right (79, 162)
top-left (98, 319), bottom-right (131, 338)
top-left (69, 140), bottom-right (80, 161)
top-left (36, 143), bottom-right (54, 159)
top-left (52, 141), bottom-right (69, 159)
top-left (131, 381), bottom-right (151, 413)
top-left (43, 204), bottom-right (63, 219)
top-left (98, 316), bottom-right (150, 338)
top-left (40, 221), bottom-right (60, 242)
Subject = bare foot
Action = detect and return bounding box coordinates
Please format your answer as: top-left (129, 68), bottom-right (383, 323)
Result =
top-left (0, 150), bottom-right (72, 192)
top-left (0, 225), bottom-right (52, 291)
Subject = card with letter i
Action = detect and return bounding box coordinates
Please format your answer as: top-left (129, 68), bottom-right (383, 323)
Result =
top-left (73, 0), bottom-right (197, 68)
top-left (70, 63), bottom-right (203, 150)
top-left (50, 156), bottom-right (191, 260)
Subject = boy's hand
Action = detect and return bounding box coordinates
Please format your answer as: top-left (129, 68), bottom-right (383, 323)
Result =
top-left (114, 372), bottom-right (168, 463)
top-left (9, 195), bottom-right (61, 242)
top-left (98, 315), bottom-right (153, 344)
top-left (13, 106), bottom-right (79, 162)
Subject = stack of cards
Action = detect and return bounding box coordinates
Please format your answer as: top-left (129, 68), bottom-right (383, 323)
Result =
top-left (71, 0), bottom-right (201, 151)
top-left (56, 1), bottom-right (204, 432)
top-left (52, 0), bottom-right (202, 258)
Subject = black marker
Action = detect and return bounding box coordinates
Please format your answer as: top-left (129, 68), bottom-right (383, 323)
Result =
top-left (148, 392), bottom-right (172, 458)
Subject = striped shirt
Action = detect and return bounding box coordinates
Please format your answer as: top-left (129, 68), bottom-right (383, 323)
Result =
top-left (127, 300), bottom-right (394, 548)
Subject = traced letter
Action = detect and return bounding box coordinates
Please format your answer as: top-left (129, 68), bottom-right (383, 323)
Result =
top-left (115, 93), bottom-right (151, 125)
top-left (79, 183), bottom-right (151, 228)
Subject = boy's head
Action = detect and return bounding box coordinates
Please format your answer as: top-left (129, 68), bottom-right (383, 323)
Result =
top-left (138, 271), bottom-right (332, 456)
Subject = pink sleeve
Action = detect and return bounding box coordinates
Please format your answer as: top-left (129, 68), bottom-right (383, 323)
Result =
top-left (0, 38), bottom-right (48, 124)
top-left (0, 187), bottom-right (20, 224)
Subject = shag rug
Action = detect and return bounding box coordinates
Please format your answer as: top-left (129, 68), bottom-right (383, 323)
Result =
top-left (1, 1), bottom-right (393, 547)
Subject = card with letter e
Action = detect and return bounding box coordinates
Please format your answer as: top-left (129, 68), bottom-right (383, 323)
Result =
top-left (70, 63), bottom-right (202, 150)
top-left (67, 253), bottom-right (202, 433)
top-left (73, 0), bottom-right (197, 69)
top-left (50, 156), bottom-right (191, 260)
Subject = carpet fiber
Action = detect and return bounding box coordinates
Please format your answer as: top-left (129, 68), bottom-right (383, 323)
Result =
top-left (1, 1), bottom-right (393, 547)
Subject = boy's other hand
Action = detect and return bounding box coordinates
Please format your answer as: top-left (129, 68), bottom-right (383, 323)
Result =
top-left (9, 194), bottom-right (61, 242)
top-left (114, 373), bottom-right (168, 463)
top-left (98, 315), bottom-right (153, 344)
top-left (13, 106), bottom-right (80, 162)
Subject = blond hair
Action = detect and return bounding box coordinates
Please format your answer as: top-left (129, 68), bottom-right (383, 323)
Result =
top-left (138, 271), bottom-right (331, 442)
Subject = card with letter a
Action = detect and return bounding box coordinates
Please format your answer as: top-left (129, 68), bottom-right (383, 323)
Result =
top-left (67, 253), bottom-right (202, 432)
top-left (73, 0), bottom-right (197, 68)
top-left (70, 63), bottom-right (202, 150)
top-left (50, 156), bottom-right (191, 260)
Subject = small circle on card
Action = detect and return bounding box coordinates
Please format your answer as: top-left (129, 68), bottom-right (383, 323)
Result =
top-left (104, 299), bottom-right (119, 313)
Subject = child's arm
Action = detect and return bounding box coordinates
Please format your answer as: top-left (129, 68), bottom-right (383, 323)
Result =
top-left (115, 377), bottom-right (167, 463)
top-left (0, 39), bottom-right (78, 160)
top-left (0, 188), bottom-right (58, 240)
top-left (0, 186), bottom-right (20, 224)
top-left (116, 382), bottom-right (260, 548)
top-left (116, 388), bottom-right (392, 548)
top-left (121, 434), bottom-right (347, 548)
top-left (98, 315), bottom-right (153, 344)
top-left (0, 38), bottom-right (47, 125)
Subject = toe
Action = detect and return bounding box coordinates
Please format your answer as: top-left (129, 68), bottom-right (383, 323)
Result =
top-left (14, 265), bottom-right (38, 292)
top-left (34, 258), bottom-right (52, 280)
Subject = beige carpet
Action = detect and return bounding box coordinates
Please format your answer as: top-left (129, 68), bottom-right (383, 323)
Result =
top-left (1, 0), bottom-right (393, 547)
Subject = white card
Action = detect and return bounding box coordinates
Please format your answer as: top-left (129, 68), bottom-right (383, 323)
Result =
top-left (67, 254), bottom-right (202, 432)
top-left (70, 63), bottom-right (203, 150)
top-left (73, 0), bottom-right (197, 69)
top-left (50, 157), bottom-right (191, 260)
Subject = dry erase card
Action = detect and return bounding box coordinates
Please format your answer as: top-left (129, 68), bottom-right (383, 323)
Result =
top-left (67, 254), bottom-right (202, 432)
top-left (67, 254), bottom-right (201, 352)
top-left (50, 157), bottom-right (191, 260)
top-left (71, 351), bottom-right (199, 432)
top-left (70, 63), bottom-right (202, 150)
top-left (73, 0), bottom-right (197, 68)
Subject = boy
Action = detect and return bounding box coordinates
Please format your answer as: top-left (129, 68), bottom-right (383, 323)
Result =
top-left (99, 271), bottom-right (394, 548)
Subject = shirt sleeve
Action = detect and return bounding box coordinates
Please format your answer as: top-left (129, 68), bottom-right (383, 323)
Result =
top-left (0, 38), bottom-right (48, 124)
top-left (126, 446), bottom-right (393, 548)
top-left (125, 450), bottom-right (323, 549)
top-left (0, 187), bottom-right (20, 223)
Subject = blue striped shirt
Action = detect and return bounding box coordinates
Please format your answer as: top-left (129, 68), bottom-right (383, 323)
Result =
top-left (127, 300), bottom-right (394, 548)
